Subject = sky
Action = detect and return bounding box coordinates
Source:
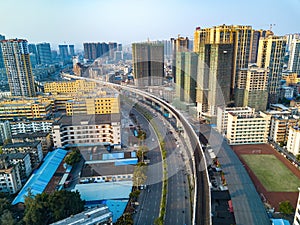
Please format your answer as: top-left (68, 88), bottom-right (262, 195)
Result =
top-left (1, 0), bottom-right (300, 50)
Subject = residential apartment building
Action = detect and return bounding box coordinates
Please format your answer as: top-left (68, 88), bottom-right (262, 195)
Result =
top-left (3, 153), bottom-right (32, 181)
top-left (52, 114), bottom-right (121, 149)
top-left (234, 64), bottom-right (269, 111)
top-left (0, 39), bottom-right (36, 97)
top-left (44, 79), bottom-right (96, 94)
top-left (36, 43), bottom-right (52, 65)
top-left (171, 36), bottom-right (189, 83)
top-left (196, 43), bottom-right (233, 123)
top-left (269, 115), bottom-right (299, 144)
top-left (288, 39), bottom-right (300, 74)
top-left (286, 126), bottom-right (300, 156)
top-left (257, 35), bottom-right (287, 104)
top-left (216, 106), bottom-right (255, 134)
top-left (0, 156), bottom-right (22, 194)
top-left (175, 52), bottom-right (198, 103)
top-left (2, 141), bottom-right (43, 169)
top-left (0, 98), bottom-right (52, 121)
top-left (226, 111), bottom-right (271, 145)
top-left (66, 94), bottom-right (120, 116)
top-left (12, 132), bottom-right (52, 155)
top-left (194, 25), bottom-right (270, 98)
top-left (0, 121), bottom-right (11, 145)
top-left (10, 120), bottom-right (53, 135)
top-left (132, 42), bottom-right (164, 87)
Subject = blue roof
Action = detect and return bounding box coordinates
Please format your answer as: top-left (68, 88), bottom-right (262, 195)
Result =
top-left (102, 153), bottom-right (124, 160)
top-left (114, 158), bottom-right (138, 166)
top-left (12, 149), bottom-right (67, 205)
top-left (271, 219), bottom-right (290, 225)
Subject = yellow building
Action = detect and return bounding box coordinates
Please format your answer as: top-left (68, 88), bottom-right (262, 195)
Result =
top-left (44, 80), bottom-right (96, 94)
top-left (0, 98), bottom-right (52, 120)
top-left (66, 93), bottom-right (120, 116)
top-left (282, 73), bottom-right (300, 85)
top-left (257, 35), bottom-right (286, 104)
top-left (194, 25), bottom-right (271, 97)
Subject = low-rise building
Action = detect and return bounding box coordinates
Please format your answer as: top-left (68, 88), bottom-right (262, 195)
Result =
top-left (12, 132), bottom-right (52, 155)
top-left (3, 153), bottom-right (32, 181)
top-left (0, 155), bottom-right (22, 194)
top-left (50, 205), bottom-right (112, 225)
top-left (226, 111), bottom-right (271, 145)
top-left (10, 119), bottom-right (53, 135)
top-left (287, 126), bottom-right (300, 156)
top-left (216, 107), bottom-right (255, 134)
top-left (52, 114), bottom-right (121, 149)
top-left (0, 121), bottom-right (11, 145)
top-left (44, 80), bottom-right (96, 94)
top-left (0, 98), bottom-right (52, 121)
top-left (269, 115), bottom-right (299, 144)
top-left (66, 93), bottom-right (120, 116)
top-left (2, 141), bottom-right (43, 169)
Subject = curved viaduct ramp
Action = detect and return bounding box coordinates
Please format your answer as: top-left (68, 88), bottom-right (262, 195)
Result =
top-left (63, 73), bottom-right (211, 225)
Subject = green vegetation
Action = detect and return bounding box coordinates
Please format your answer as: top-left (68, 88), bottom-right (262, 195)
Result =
top-left (23, 190), bottom-right (85, 225)
top-left (64, 148), bottom-right (82, 166)
top-left (114, 213), bottom-right (134, 225)
top-left (241, 154), bottom-right (300, 192)
top-left (279, 201), bottom-right (294, 215)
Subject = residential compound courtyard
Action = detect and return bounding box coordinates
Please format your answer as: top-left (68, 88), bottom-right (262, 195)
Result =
top-left (232, 144), bottom-right (300, 211)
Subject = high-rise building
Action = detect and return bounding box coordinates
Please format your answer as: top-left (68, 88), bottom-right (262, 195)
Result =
top-left (257, 36), bottom-right (286, 104)
top-left (0, 34), bottom-right (5, 69)
top-left (108, 42), bottom-right (117, 59)
top-left (36, 43), bottom-right (52, 65)
top-left (234, 64), bottom-right (269, 111)
top-left (288, 39), bottom-right (300, 74)
top-left (194, 25), bottom-right (270, 98)
top-left (132, 42), bottom-right (164, 87)
top-left (171, 36), bottom-right (189, 83)
top-left (83, 42), bottom-right (110, 61)
top-left (285, 33), bottom-right (300, 53)
top-left (175, 52), bottom-right (197, 103)
top-left (69, 45), bottom-right (75, 56)
top-left (0, 39), bottom-right (36, 97)
top-left (28, 44), bottom-right (37, 55)
top-left (59, 44), bottom-right (69, 60)
top-left (250, 30), bottom-right (272, 63)
top-left (196, 43), bottom-right (233, 123)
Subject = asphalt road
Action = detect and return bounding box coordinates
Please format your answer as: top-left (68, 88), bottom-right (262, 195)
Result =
top-left (132, 103), bottom-right (192, 225)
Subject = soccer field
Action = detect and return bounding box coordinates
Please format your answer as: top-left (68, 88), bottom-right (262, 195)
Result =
top-left (241, 154), bottom-right (300, 192)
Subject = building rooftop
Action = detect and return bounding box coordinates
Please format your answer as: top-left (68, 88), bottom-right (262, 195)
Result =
top-left (12, 149), bottom-right (67, 205)
top-left (55, 114), bottom-right (121, 126)
top-left (12, 132), bottom-right (49, 139)
top-left (1, 152), bottom-right (29, 160)
top-left (200, 124), bottom-right (270, 225)
top-left (81, 162), bottom-right (135, 177)
top-left (3, 141), bottom-right (41, 149)
top-left (73, 181), bottom-right (132, 202)
top-left (50, 205), bottom-right (112, 225)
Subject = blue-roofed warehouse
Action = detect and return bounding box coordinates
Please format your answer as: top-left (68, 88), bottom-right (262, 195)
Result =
top-left (12, 148), bottom-right (68, 205)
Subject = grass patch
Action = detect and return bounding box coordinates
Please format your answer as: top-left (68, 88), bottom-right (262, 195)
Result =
top-left (241, 154), bottom-right (300, 192)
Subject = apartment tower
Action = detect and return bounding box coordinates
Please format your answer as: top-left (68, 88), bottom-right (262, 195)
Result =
top-left (0, 39), bottom-right (36, 97)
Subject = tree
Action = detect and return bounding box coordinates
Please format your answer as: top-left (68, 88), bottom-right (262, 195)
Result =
top-left (0, 210), bottom-right (15, 225)
top-left (136, 146), bottom-right (149, 161)
top-left (296, 154), bottom-right (300, 161)
top-left (132, 166), bottom-right (147, 187)
top-left (279, 201), bottom-right (294, 215)
top-left (64, 148), bottom-right (82, 166)
top-left (0, 197), bottom-right (11, 215)
top-left (23, 190), bottom-right (85, 225)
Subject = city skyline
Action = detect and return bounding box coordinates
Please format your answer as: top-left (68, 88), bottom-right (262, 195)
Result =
top-left (1, 0), bottom-right (300, 50)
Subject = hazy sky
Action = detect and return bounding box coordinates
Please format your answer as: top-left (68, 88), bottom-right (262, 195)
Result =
top-left (1, 0), bottom-right (300, 50)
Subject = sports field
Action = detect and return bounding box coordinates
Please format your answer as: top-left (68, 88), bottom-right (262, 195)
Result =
top-left (241, 154), bottom-right (300, 192)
